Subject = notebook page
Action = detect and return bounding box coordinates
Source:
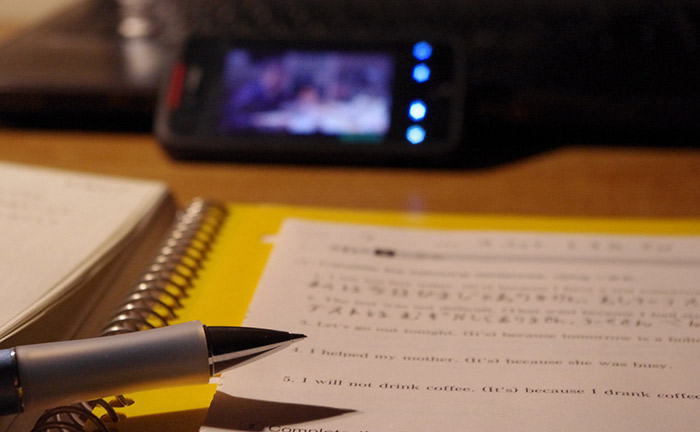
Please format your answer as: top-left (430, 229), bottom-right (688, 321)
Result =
top-left (0, 162), bottom-right (167, 341)
top-left (204, 218), bottom-right (700, 432)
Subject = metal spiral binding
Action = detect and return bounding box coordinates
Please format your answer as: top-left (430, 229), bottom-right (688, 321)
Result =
top-left (30, 198), bottom-right (228, 432)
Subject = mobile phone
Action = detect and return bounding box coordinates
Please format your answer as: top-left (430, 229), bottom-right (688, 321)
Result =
top-left (154, 36), bottom-right (466, 165)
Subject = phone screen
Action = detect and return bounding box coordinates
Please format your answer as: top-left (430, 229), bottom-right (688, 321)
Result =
top-left (217, 48), bottom-right (395, 142)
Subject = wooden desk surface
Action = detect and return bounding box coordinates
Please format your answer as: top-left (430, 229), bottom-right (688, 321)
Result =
top-left (1, 127), bottom-right (699, 218)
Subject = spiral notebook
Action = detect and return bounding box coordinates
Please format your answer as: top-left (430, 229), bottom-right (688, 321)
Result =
top-left (3, 162), bottom-right (700, 432)
top-left (30, 203), bottom-right (700, 431)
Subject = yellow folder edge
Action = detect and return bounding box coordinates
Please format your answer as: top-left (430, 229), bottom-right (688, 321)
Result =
top-left (97, 204), bottom-right (700, 431)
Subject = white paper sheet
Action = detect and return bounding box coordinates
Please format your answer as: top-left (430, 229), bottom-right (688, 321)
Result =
top-left (0, 162), bottom-right (167, 340)
top-left (203, 219), bottom-right (700, 432)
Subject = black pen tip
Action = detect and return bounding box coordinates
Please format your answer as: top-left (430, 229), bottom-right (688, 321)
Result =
top-left (205, 326), bottom-right (306, 374)
top-left (205, 326), bottom-right (305, 357)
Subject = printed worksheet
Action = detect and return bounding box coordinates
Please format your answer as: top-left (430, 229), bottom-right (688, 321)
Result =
top-left (203, 219), bottom-right (700, 431)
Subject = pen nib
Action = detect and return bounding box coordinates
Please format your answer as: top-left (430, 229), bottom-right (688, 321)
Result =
top-left (205, 326), bottom-right (306, 374)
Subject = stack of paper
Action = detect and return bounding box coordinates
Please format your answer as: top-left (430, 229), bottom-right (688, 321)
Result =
top-left (0, 162), bottom-right (172, 346)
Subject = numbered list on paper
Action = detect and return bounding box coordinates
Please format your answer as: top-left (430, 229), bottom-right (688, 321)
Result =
top-left (208, 219), bottom-right (700, 432)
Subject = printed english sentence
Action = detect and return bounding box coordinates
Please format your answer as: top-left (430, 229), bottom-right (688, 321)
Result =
top-left (284, 376), bottom-right (700, 401)
top-left (290, 347), bottom-right (671, 370)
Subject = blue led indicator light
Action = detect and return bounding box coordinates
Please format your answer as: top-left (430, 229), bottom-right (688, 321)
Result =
top-left (406, 125), bottom-right (426, 144)
top-left (409, 100), bottom-right (427, 121)
top-left (413, 41), bottom-right (433, 61)
top-left (412, 64), bottom-right (431, 83)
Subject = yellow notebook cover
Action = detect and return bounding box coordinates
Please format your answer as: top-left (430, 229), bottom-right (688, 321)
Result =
top-left (92, 202), bottom-right (700, 432)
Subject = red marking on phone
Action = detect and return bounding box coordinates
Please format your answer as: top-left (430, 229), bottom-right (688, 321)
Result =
top-left (167, 62), bottom-right (187, 110)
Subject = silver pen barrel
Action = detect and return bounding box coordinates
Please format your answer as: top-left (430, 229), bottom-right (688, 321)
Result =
top-left (10, 321), bottom-right (210, 413)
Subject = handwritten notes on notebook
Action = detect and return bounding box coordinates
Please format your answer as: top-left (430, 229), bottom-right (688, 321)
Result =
top-left (0, 162), bottom-right (168, 342)
top-left (203, 218), bottom-right (700, 431)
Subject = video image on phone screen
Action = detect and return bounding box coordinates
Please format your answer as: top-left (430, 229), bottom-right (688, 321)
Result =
top-left (218, 48), bottom-right (394, 139)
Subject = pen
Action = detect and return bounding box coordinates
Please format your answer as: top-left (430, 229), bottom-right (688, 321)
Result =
top-left (0, 321), bottom-right (305, 415)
